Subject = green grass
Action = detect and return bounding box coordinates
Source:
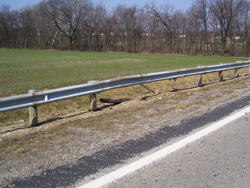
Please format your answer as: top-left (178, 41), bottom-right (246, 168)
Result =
top-left (0, 49), bottom-right (247, 97)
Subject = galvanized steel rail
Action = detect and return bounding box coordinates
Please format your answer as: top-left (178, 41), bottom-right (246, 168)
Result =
top-left (1, 60), bottom-right (250, 125)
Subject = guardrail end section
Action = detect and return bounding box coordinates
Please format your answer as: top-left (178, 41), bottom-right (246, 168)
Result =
top-left (29, 89), bottom-right (38, 126)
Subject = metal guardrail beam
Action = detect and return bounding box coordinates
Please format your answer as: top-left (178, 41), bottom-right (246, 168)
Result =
top-left (1, 61), bottom-right (250, 113)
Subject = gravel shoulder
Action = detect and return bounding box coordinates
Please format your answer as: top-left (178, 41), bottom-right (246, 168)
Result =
top-left (1, 73), bottom-right (250, 187)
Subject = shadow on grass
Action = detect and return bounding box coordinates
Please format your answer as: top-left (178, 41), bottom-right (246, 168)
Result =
top-left (0, 127), bottom-right (29, 135)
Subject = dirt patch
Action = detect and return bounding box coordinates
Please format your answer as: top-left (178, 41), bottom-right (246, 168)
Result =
top-left (1, 73), bottom-right (250, 186)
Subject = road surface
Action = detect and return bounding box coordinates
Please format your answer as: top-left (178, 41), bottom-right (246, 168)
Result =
top-left (104, 112), bottom-right (250, 188)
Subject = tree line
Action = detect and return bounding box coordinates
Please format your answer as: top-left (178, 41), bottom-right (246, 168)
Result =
top-left (1, 0), bottom-right (250, 56)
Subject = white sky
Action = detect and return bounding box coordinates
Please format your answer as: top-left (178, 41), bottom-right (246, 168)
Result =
top-left (0, 0), bottom-right (194, 11)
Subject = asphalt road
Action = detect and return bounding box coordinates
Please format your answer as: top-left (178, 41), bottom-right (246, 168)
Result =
top-left (105, 112), bottom-right (250, 188)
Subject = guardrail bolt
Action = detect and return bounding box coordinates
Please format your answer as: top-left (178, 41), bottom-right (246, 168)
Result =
top-left (198, 74), bottom-right (203, 87)
top-left (218, 71), bottom-right (223, 81)
top-left (28, 89), bottom-right (38, 126)
top-left (89, 94), bottom-right (97, 111)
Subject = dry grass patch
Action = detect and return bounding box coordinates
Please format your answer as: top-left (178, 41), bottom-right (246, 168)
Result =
top-left (15, 147), bottom-right (30, 154)
top-left (175, 100), bottom-right (202, 110)
top-left (4, 144), bottom-right (20, 154)
top-left (207, 94), bottom-right (223, 101)
top-left (220, 89), bottom-right (234, 95)
top-left (3, 144), bottom-right (30, 154)
top-left (233, 81), bottom-right (247, 89)
top-left (0, 124), bottom-right (72, 155)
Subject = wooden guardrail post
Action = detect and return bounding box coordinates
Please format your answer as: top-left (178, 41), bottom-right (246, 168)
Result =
top-left (234, 68), bottom-right (239, 77)
top-left (89, 94), bottom-right (97, 111)
top-left (29, 89), bottom-right (38, 126)
top-left (198, 74), bottom-right (203, 87)
top-left (249, 60), bottom-right (250, 73)
top-left (218, 71), bottom-right (223, 81)
top-left (88, 80), bottom-right (98, 111)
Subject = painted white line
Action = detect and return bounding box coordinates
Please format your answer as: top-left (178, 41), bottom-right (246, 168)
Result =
top-left (78, 105), bottom-right (250, 188)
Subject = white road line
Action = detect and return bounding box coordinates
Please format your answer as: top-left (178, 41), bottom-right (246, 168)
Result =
top-left (78, 105), bottom-right (250, 188)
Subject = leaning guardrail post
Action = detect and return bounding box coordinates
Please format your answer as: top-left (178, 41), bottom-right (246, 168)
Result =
top-left (198, 74), bottom-right (202, 87)
top-left (218, 71), bottom-right (223, 81)
top-left (28, 89), bottom-right (38, 126)
top-left (89, 94), bottom-right (97, 111)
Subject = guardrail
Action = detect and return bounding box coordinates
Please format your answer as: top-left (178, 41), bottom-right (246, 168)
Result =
top-left (1, 60), bottom-right (250, 126)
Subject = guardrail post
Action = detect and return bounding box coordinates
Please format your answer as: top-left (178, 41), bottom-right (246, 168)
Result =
top-left (218, 71), bottom-right (223, 81)
top-left (198, 74), bottom-right (202, 87)
top-left (28, 89), bottom-right (38, 126)
top-left (89, 94), bottom-right (97, 111)
top-left (234, 68), bottom-right (239, 77)
top-left (249, 60), bottom-right (250, 73)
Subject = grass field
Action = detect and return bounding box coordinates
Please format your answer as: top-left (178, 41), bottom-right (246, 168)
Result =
top-left (0, 49), bottom-right (247, 97)
top-left (0, 49), bottom-right (248, 125)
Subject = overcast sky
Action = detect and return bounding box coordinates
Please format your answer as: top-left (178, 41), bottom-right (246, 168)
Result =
top-left (0, 0), bottom-right (194, 11)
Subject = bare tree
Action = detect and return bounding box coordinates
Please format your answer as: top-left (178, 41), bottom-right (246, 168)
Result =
top-left (102, 14), bottom-right (116, 51)
top-left (170, 10), bottom-right (186, 54)
top-left (189, 0), bottom-right (209, 55)
top-left (145, 2), bottom-right (176, 53)
top-left (0, 5), bottom-right (19, 48)
top-left (34, 5), bottom-right (58, 49)
top-left (19, 7), bottom-right (37, 48)
top-left (186, 7), bottom-right (202, 55)
top-left (209, 0), bottom-right (245, 54)
top-left (40, 0), bottom-right (89, 50)
top-left (234, 1), bottom-right (250, 56)
top-left (113, 5), bottom-right (144, 53)
top-left (88, 2), bottom-right (107, 51)
top-left (144, 9), bottom-right (158, 53)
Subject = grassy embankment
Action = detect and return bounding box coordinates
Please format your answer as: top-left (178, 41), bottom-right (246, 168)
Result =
top-left (0, 49), bottom-right (248, 126)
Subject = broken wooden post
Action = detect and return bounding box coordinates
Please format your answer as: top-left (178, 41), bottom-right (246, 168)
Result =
top-left (140, 83), bottom-right (155, 94)
top-left (198, 74), bottom-right (203, 87)
top-left (218, 71), bottom-right (223, 81)
top-left (100, 98), bottom-right (130, 104)
top-left (28, 89), bottom-right (38, 126)
top-left (89, 94), bottom-right (97, 111)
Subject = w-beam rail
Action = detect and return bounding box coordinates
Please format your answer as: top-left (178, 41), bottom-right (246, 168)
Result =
top-left (1, 61), bottom-right (250, 125)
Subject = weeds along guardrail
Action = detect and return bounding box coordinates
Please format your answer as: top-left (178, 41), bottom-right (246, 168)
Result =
top-left (1, 61), bottom-right (250, 126)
